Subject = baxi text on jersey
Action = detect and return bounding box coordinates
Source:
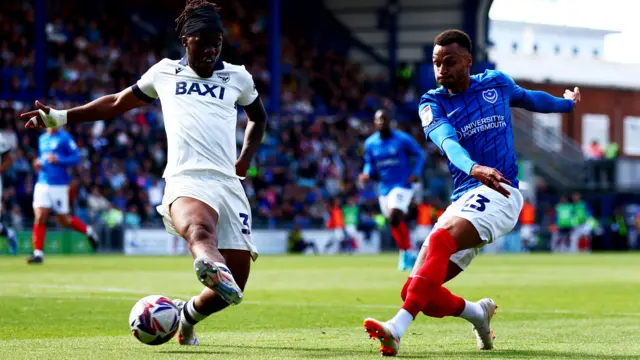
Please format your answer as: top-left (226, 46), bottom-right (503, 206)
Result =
top-left (175, 81), bottom-right (226, 100)
top-left (459, 115), bottom-right (506, 138)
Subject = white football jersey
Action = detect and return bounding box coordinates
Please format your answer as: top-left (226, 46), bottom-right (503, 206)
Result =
top-left (133, 58), bottom-right (259, 179)
top-left (0, 130), bottom-right (17, 155)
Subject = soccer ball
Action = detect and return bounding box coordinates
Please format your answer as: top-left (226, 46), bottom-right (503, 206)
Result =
top-left (129, 295), bottom-right (180, 345)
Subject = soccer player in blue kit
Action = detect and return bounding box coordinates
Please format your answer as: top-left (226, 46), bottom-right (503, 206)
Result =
top-left (359, 109), bottom-right (425, 271)
top-left (364, 29), bottom-right (581, 356)
top-left (27, 127), bottom-right (98, 264)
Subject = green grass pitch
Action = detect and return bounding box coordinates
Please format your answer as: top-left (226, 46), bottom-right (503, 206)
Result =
top-left (0, 253), bottom-right (639, 359)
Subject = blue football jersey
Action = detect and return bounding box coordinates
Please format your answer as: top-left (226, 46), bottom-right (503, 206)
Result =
top-left (37, 129), bottom-right (81, 186)
top-left (363, 130), bottom-right (425, 196)
top-left (419, 70), bottom-right (525, 200)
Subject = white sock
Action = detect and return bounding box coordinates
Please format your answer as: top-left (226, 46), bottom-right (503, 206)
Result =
top-left (388, 309), bottom-right (414, 338)
top-left (34, 249), bottom-right (44, 257)
top-left (458, 300), bottom-right (485, 325)
top-left (181, 297), bottom-right (208, 326)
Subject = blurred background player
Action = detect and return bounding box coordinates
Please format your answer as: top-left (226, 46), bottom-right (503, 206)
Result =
top-left (0, 123), bottom-right (18, 255)
top-left (287, 223), bottom-right (319, 255)
top-left (552, 195), bottom-right (573, 252)
top-left (569, 192), bottom-right (592, 252)
top-left (363, 29), bottom-right (580, 356)
top-left (27, 127), bottom-right (98, 263)
top-left (414, 198), bottom-right (435, 248)
top-left (21, 0), bottom-right (267, 346)
top-left (359, 109), bottom-right (425, 271)
top-left (342, 196), bottom-right (360, 246)
top-left (519, 198), bottom-right (537, 251)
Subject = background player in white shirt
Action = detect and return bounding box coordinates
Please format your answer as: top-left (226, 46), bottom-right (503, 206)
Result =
top-left (21, 0), bottom-right (267, 346)
top-left (0, 125), bottom-right (18, 255)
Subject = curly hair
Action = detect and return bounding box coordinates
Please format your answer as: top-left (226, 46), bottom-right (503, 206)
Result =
top-left (175, 0), bottom-right (221, 35)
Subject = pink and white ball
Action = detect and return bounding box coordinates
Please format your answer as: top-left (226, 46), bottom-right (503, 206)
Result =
top-left (129, 295), bottom-right (180, 345)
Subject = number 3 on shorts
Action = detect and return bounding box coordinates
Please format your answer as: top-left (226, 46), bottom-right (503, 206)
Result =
top-left (462, 194), bottom-right (490, 212)
top-left (239, 213), bottom-right (251, 234)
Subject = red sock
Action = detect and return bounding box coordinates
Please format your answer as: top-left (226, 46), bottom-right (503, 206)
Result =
top-left (391, 221), bottom-right (412, 251)
top-left (69, 216), bottom-right (87, 234)
top-left (400, 277), bottom-right (411, 300)
top-left (422, 286), bottom-right (465, 318)
top-left (400, 277), bottom-right (465, 318)
top-left (32, 224), bottom-right (46, 251)
top-left (402, 228), bottom-right (458, 317)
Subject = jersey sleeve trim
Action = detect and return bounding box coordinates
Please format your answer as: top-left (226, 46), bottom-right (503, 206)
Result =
top-left (132, 84), bottom-right (156, 103)
top-left (237, 92), bottom-right (259, 107)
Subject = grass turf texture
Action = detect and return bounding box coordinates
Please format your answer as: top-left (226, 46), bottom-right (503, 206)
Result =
top-left (0, 253), bottom-right (638, 359)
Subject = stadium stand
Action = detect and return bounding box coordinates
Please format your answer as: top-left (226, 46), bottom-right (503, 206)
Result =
top-left (0, 0), bottom-right (451, 233)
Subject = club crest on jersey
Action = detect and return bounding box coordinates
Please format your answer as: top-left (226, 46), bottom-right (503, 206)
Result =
top-left (420, 105), bottom-right (433, 127)
top-left (175, 81), bottom-right (226, 100)
top-left (216, 73), bottom-right (230, 83)
top-left (482, 89), bottom-right (498, 104)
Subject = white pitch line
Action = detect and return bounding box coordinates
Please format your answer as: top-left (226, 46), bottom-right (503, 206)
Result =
top-left (0, 282), bottom-right (167, 295)
top-left (2, 283), bottom-right (640, 317)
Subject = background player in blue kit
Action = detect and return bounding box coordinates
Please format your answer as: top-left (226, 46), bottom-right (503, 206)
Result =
top-left (359, 109), bottom-right (425, 271)
top-left (27, 128), bottom-right (98, 264)
top-left (364, 29), bottom-right (581, 356)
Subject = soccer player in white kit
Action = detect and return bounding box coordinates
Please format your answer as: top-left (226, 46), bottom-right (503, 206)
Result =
top-left (21, 0), bottom-right (267, 346)
top-left (0, 125), bottom-right (18, 255)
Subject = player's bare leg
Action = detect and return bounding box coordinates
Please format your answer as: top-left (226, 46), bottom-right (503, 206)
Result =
top-left (27, 207), bottom-right (49, 264)
top-left (55, 214), bottom-right (99, 251)
top-left (388, 209), bottom-right (415, 271)
top-left (171, 196), bottom-right (243, 300)
top-left (174, 249), bottom-right (251, 345)
top-left (365, 217), bottom-right (496, 355)
top-left (170, 197), bottom-right (249, 345)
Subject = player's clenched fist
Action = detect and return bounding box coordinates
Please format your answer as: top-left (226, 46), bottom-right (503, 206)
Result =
top-left (563, 87), bottom-right (581, 104)
top-left (21, 100), bottom-right (67, 129)
top-left (358, 173), bottom-right (370, 184)
top-left (470, 164), bottom-right (512, 198)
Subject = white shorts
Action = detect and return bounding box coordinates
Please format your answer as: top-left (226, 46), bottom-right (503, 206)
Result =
top-left (32, 183), bottom-right (70, 214)
top-left (156, 171), bottom-right (258, 261)
top-left (421, 184), bottom-right (524, 270)
top-left (378, 187), bottom-right (414, 218)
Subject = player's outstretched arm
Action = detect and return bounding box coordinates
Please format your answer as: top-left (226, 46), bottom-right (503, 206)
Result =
top-left (236, 97), bottom-right (267, 178)
top-left (21, 87), bottom-right (149, 129)
top-left (429, 123), bottom-right (511, 197)
top-left (507, 73), bottom-right (580, 113)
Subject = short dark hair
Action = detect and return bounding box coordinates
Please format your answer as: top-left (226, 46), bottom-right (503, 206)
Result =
top-left (375, 108), bottom-right (390, 120)
top-left (434, 30), bottom-right (472, 53)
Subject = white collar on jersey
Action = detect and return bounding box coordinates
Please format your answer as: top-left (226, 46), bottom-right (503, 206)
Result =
top-left (179, 56), bottom-right (224, 71)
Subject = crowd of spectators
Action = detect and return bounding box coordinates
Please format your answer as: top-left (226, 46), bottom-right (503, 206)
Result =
top-left (0, 1), bottom-right (451, 230)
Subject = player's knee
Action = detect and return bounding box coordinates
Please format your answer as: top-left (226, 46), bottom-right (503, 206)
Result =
top-left (389, 210), bottom-right (403, 227)
top-left (56, 214), bottom-right (71, 227)
top-left (34, 211), bottom-right (48, 225)
top-left (439, 217), bottom-right (480, 249)
top-left (182, 222), bottom-right (216, 246)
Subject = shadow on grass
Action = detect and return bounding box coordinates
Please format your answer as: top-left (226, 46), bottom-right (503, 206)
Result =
top-left (159, 344), bottom-right (635, 359)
